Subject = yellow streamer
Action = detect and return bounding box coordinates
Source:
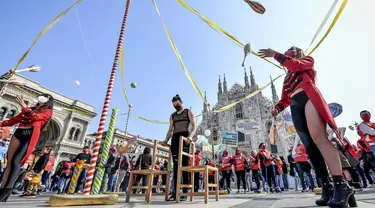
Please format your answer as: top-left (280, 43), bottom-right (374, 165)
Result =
top-left (119, 46), bottom-right (129, 105)
top-left (176, 0), bottom-right (282, 70)
top-left (13, 0), bottom-right (83, 72)
top-left (136, 116), bottom-right (169, 124)
top-left (152, 0), bottom-right (210, 108)
top-left (308, 0), bottom-right (348, 55)
top-left (214, 73), bottom-right (285, 113)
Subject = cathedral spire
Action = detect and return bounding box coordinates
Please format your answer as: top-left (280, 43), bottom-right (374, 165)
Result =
top-left (250, 67), bottom-right (258, 91)
top-left (218, 75), bottom-right (223, 99)
top-left (203, 91), bottom-right (208, 112)
top-left (223, 74), bottom-right (228, 94)
top-left (244, 68), bottom-right (250, 89)
top-left (270, 76), bottom-right (279, 105)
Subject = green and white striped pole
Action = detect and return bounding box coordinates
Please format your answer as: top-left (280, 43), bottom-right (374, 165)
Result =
top-left (91, 108), bottom-right (119, 194)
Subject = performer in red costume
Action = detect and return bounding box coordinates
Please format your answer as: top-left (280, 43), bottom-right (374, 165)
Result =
top-left (219, 150), bottom-right (232, 193)
top-left (259, 47), bottom-right (356, 207)
top-left (0, 94), bottom-right (53, 202)
top-left (205, 158), bottom-right (216, 191)
top-left (232, 148), bottom-right (247, 193)
top-left (294, 143), bottom-right (315, 192)
top-left (357, 132), bottom-right (375, 186)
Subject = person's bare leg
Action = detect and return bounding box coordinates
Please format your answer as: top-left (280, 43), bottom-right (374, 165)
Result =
top-left (304, 100), bottom-right (342, 176)
top-left (0, 136), bottom-right (20, 188)
top-left (343, 169), bottom-right (352, 181)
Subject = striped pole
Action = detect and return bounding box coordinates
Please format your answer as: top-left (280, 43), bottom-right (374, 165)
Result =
top-left (91, 108), bottom-right (119, 194)
top-left (82, 0), bottom-right (132, 195)
top-left (113, 104), bottom-right (131, 192)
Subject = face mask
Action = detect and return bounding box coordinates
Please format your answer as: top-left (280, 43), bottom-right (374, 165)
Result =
top-left (285, 50), bottom-right (297, 58)
top-left (38, 96), bottom-right (48, 104)
top-left (109, 151), bottom-right (115, 155)
top-left (261, 145), bottom-right (266, 150)
top-left (83, 149), bottom-right (89, 154)
top-left (174, 105), bottom-right (182, 111)
top-left (361, 113), bottom-right (371, 122)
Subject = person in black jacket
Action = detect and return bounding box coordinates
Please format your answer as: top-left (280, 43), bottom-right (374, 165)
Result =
top-left (132, 147), bottom-right (152, 194)
top-left (75, 146), bottom-right (91, 193)
top-left (100, 148), bottom-right (116, 192)
top-left (115, 155), bottom-right (129, 192)
top-left (287, 147), bottom-right (299, 191)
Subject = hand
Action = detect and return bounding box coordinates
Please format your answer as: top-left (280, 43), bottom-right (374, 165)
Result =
top-left (186, 136), bottom-right (193, 144)
top-left (271, 108), bottom-right (279, 117)
top-left (16, 95), bottom-right (27, 109)
top-left (258, 48), bottom-right (277, 58)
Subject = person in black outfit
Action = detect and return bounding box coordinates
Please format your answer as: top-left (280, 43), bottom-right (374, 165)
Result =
top-left (99, 148), bottom-right (116, 192)
top-left (75, 146), bottom-right (91, 193)
top-left (115, 155), bottom-right (129, 192)
top-left (133, 147), bottom-right (152, 193)
top-left (162, 94), bottom-right (196, 201)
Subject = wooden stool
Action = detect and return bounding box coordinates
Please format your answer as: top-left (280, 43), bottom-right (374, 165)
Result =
top-left (175, 136), bottom-right (219, 203)
top-left (126, 140), bottom-right (171, 203)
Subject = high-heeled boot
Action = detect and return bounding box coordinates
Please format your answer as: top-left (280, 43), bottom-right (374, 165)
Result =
top-left (315, 182), bottom-right (333, 206)
top-left (0, 188), bottom-right (13, 202)
top-left (328, 175), bottom-right (356, 208)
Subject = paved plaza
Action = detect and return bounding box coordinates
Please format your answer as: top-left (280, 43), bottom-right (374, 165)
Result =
top-left (1, 189), bottom-right (375, 208)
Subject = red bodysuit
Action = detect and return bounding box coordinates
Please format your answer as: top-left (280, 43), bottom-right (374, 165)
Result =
top-left (273, 53), bottom-right (344, 150)
top-left (0, 106), bottom-right (52, 165)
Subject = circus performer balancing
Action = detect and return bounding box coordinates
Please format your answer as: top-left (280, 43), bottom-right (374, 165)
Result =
top-left (258, 47), bottom-right (356, 207)
top-left (0, 94), bottom-right (53, 202)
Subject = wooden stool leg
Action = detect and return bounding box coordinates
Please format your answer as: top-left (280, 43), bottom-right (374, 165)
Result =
top-left (165, 155), bottom-right (171, 201)
top-left (147, 172), bottom-right (154, 203)
top-left (126, 172), bottom-right (134, 202)
top-left (190, 171), bottom-right (194, 201)
top-left (204, 166), bottom-right (209, 204)
top-left (215, 170), bottom-right (219, 201)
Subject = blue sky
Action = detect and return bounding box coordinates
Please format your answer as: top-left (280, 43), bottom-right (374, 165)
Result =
top-left (1, 0), bottom-right (374, 144)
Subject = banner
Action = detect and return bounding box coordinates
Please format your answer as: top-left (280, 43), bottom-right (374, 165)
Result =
top-left (236, 120), bottom-right (260, 133)
top-left (218, 131), bottom-right (238, 146)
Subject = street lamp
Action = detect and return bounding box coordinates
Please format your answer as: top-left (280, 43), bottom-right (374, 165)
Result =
top-left (0, 65), bottom-right (41, 99)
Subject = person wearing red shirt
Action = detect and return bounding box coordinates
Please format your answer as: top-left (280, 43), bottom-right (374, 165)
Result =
top-left (232, 149), bottom-right (247, 193)
top-left (219, 150), bottom-right (232, 193)
top-left (205, 158), bottom-right (216, 191)
top-left (357, 134), bottom-right (375, 186)
top-left (294, 143), bottom-right (315, 192)
top-left (274, 156), bottom-right (284, 191)
top-left (190, 150), bottom-right (202, 192)
top-left (357, 111), bottom-right (375, 159)
top-left (0, 94), bottom-right (53, 202)
top-left (257, 143), bottom-right (278, 193)
top-left (259, 47), bottom-right (355, 207)
top-left (249, 150), bottom-right (261, 193)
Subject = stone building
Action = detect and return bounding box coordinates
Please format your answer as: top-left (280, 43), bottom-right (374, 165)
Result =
top-left (0, 73), bottom-right (97, 165)
top-left (197, 67), bottom-right (290, 157)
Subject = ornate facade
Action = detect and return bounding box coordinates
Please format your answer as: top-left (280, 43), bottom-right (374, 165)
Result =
top-left (197, 68), bottom-right (290, 157)
top-left (0, 73), bottom-right (97, 166)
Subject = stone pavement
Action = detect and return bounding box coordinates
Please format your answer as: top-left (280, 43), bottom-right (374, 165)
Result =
top-left (1, 189), bottom-right (375, 208)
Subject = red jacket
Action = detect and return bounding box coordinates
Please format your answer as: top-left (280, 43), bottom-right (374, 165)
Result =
top-left (232, 155), bottom-right (245, 171)
top-left (249, 155), bottom-right (260, 170)
top-left (189, 153), bottom-right (202, 166)
top-left (0, 106), bottom-right (52, 165)
top-left (357, 137), bottom-right (372, 153)
top-left (257, 149), bottom-right (272, 165)
top-left (220, 156), bottom-right (232, 171)
top-left (208, 161), bottom-right (215, 176)
top-left (273, 53), bottom-right (344, 150)
top-left (275, 160), bottom-right (283, 174)
top-left (44, 155), bottom-right (56, 172)
top-left (294, 144), bottom-right (309, 162)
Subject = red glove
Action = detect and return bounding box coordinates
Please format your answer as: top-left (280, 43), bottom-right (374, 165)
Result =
top-left (271, 108), bottom-right (279, 117)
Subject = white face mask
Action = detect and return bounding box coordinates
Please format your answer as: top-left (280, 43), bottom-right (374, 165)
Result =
top-left (38, 96), bottom-right (48, 104)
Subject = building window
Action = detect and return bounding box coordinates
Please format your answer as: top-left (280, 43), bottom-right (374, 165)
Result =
top-left (235, 103), bottom-right (243, 119)
top-left (74, 129), bottom-right (81, 141)
top-left (6, 109), bottom-right (16, 118)
top-left (68, 127), bottom-right (76, 140)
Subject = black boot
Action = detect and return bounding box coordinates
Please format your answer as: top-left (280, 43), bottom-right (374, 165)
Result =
top-left (328, 175), bottom-right (356, 208)
top-left (0, 188), bottom-right (13, 202)
top-left (316, 182), bottom-right (333, 206)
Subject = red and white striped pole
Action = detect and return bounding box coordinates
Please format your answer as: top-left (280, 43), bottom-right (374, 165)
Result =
top-left (82, 0), bottom-right (132, 195)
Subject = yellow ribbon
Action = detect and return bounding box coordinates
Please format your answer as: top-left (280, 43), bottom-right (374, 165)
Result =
top-left (176, 0), bottom-right (282, 70)
top-left (119, 46), bottom-right (129, 105)
top-left (152, 0), bottom-right (210, 108)
top-left (136, 116), bottom-right (169, 124)
top-left (214, 73), bottom-right (285, 113)
top-left (13, 0), bottom-right (83, 72)
top-left (307, 0), bottom-right (348, 55)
